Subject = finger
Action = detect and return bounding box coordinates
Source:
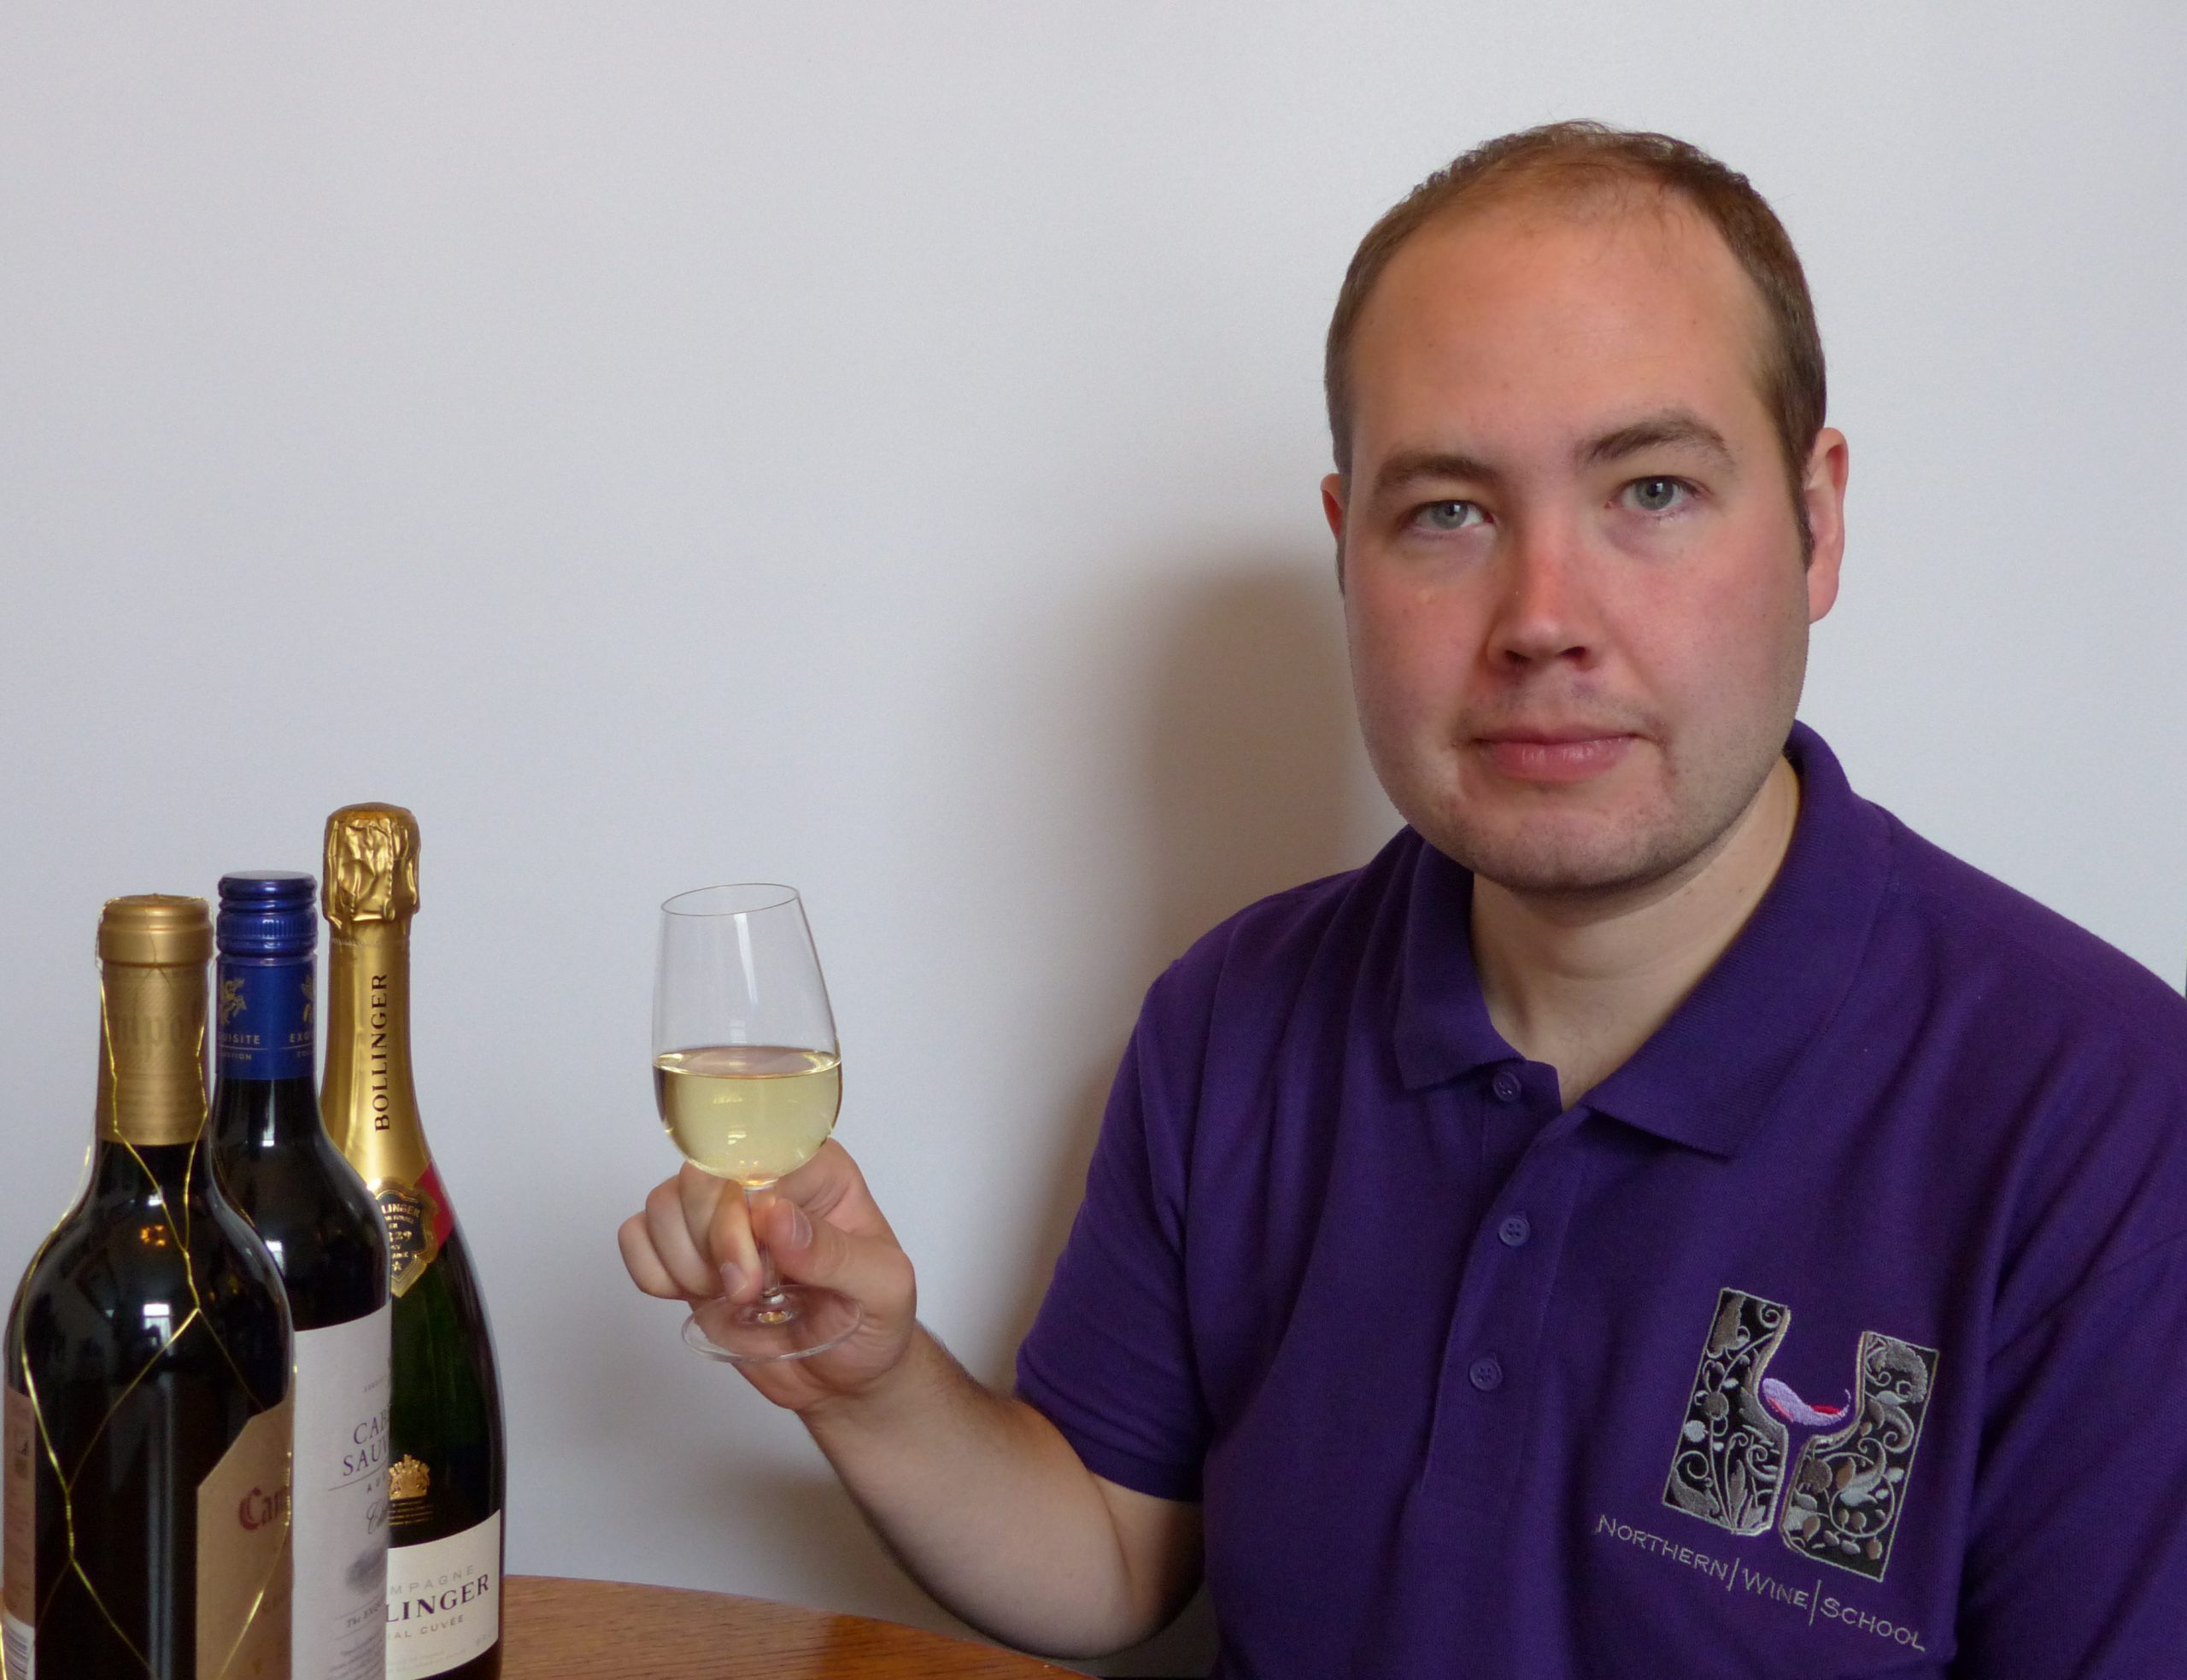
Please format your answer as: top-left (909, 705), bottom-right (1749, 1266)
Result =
top-left (616, 1213), bottom-right (685, 1300)
top-left (699, 1169), bottom-right (763, 1301)
top-left (771, 1141), bottom-right (899, 1244)
top-left (674, 1159), bottom-right (735, 1244)
top-left (751, 1192), bottom-right (915, 1324)
top-left (642, 1175), bottom-right (725, 1299)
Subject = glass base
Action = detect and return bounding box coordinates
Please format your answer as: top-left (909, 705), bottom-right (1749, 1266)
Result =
top-left (683, 1284), bottom-right (864, 1365)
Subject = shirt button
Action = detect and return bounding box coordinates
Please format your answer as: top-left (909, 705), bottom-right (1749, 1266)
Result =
top-left (1469, 1355), bottom-right (1504, 1393)
top-left (1492, 1070), bottom-right (1522, 1103)
top-left (1498, 1214), bottom-right (1532, 1249)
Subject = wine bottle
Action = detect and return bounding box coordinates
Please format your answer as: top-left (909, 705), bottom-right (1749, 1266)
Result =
top-left (320, 806), bottom-right (505, 1680)
top-left (210, 871), bottom-right (393, 1680)
top-left (3, 895), bottom-right (293, 1679)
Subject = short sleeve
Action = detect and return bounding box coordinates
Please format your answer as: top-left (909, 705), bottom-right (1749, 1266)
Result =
top-left (1016, 969), bottom-right (1211, 1502)
top-left (1955, 1227), bottom-right (2187, 1675)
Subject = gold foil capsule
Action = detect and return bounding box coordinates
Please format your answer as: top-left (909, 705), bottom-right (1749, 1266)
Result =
top-left (97, 893), bottom-right (213, 966)
top-left (324, 803), bottom-right (420, 928)
top-left (95, 895), bottom-right (212, 1145)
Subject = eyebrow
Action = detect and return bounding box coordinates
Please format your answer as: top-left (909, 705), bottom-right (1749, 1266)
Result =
top-left (1371, 407), bottom-right (1738, 499)
top-left (1580, 410), bottom-right (1736, 474)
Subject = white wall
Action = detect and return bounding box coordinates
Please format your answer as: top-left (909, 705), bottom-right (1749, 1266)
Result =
top-left (2, 6), bottom-right (2181, 1673)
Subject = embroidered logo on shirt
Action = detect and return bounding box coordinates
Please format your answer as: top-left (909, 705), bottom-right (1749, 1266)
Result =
top-left (1662, 1287), bottom-right (1938, 1582)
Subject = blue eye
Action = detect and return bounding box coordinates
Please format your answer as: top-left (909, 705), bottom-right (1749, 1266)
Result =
top-left (1416, 500), bottom-right (1483, 532)
top-left (1626, 477), bottom-right (1689, 513)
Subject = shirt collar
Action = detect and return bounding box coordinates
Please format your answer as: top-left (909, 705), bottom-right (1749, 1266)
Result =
top-left (1389, 723), bottom-right (1892, 1158)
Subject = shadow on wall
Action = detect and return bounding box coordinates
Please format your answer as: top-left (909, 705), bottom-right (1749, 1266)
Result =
top-left (1003, 548), bottom-right (1377, 1355)
top-left (1129, 553), bottom-right (1373, 983)
top-left (1006, 552), bottom-right (1389, 1678)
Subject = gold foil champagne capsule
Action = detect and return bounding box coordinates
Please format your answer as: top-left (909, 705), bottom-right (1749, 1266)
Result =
top-left (324, 803), bottom-right (419, 928)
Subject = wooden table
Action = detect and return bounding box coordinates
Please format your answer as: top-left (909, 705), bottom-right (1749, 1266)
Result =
top-left (503, 1574), bottom-right (1073, 1677)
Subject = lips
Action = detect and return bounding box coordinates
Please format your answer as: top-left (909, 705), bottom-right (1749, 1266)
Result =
top-left (1474, 729), bottom-right (1638, 784)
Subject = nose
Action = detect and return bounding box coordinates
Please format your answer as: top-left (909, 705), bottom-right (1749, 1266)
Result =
top-left (1489, 517), bottom-right (1598, 670)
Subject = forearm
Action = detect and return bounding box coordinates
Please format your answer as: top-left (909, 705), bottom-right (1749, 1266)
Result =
top-left (622, 1155), bottom-right (1193, 1652)
top-left (800, 1325), bottom-right (1190, 1657)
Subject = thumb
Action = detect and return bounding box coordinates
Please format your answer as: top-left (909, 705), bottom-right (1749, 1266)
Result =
top-left (753, 1192), bottom-right (913, 1321)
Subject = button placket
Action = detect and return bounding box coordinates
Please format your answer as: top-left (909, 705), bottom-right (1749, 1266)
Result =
top-left (1420, 1109), bottom-right (1592, 1515)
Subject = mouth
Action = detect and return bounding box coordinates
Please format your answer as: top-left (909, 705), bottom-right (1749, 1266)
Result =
top-left (1471, 729), bottom-right (1639, 785)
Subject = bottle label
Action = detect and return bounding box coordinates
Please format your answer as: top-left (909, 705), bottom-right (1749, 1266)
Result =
top-left (385, 1512), bottom-right (501, 1679)
top-left (293, 1307), bottom-right (393, 1680)
top-left (372, 1168), bottom-right (454, 1300)
top-left (197, 1392), bottom-right (295, 1680)
top-left (218, 957), bottom-right (316, 1080)
top-left (4, 1386), bottom-right (33, 1680)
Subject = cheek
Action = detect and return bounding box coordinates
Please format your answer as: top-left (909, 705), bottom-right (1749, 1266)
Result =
top-left (1637, 563), bottom-right (1810, 721)
top-left (1345, 582), bottom-right (1465, 739)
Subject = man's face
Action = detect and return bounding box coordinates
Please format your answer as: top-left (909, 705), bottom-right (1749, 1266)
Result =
top-left (1326, 195), bottom-right (1846, 901)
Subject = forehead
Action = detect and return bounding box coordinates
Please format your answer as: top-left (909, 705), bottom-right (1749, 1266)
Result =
top-left (1347, 195), bottom-right (1775, 467)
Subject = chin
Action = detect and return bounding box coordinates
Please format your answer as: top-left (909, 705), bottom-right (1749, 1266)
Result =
top-left (1455, 842), bottom-right (1679, 899)
top-left (1417, 805), bottom-right (1705, 899)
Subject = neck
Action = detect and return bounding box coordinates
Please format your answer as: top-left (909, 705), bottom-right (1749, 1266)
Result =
top-left (1472, 755), bottom-right (1801, 1108)
top-left (213, 1065), bottom-right (320, 1148)
top-left (214, 952), bottom-right (321, 1146)
top-left (91, 1134), bottom-right (208, 1202)
top-left (323, 921), bottom-right (431, 1185)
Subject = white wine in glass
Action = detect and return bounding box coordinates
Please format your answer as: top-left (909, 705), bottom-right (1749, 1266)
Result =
top-left (653, 884), bottom-right (862, 1363)
top-left (653, 1045), bottom-right (842, 1185)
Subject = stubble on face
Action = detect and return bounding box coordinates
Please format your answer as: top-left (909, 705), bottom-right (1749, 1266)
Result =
top-left (1439, 676), bottom-right (1806, 904)
top-left (1335, 193), bottom-right (1822, 910)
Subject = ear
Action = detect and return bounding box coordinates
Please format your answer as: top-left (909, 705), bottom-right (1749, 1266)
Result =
top-left (1801, 429), bottom-right (1850, 623)
top-left (1322, 472), bottom-right (1348, 591)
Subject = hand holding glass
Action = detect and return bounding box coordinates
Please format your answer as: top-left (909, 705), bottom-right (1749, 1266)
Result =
top-left (653, 884), bottom-right (861, 1362)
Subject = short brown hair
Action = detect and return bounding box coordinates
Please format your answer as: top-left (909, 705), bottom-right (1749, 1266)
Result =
top-left (1324, 121), bottom-right (1825, 542)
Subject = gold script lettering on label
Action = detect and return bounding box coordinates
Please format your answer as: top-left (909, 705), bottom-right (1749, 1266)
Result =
top-left (4, 1387), bottom-right (34, 1629)
top-left (196, 1395), bottom-right (294, 1680)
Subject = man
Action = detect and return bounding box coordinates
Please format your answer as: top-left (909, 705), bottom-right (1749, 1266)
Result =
top-left (620, 123), bottom-right (2187, 1675)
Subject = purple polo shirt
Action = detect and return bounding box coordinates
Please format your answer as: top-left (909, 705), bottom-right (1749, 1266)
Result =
top-left (1016, 724), bottom-right (2187, 1677)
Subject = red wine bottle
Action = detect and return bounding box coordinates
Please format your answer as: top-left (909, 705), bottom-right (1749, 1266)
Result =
top-left (4, 895), bottom-right (293, 1679)
top-left (211, 871), bottom-right (393, 1680)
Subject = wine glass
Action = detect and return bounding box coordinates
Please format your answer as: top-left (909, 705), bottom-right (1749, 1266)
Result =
top-left (653, 883), bottom-right (863, 1363)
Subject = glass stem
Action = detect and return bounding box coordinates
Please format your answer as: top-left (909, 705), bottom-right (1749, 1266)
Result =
top-left (747, 1185), bottom-right (792, 1322)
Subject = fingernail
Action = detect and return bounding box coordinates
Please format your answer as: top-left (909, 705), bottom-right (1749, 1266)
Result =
top-left (783, 1203), bottom-right (812, 1249)
top-left (719, 1262), bottom-right (747, 1297)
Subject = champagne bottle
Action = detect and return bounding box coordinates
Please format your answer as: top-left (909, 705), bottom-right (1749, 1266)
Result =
top-left (3, 895), bottom-right (293, 1680)
top-left (210, 872), bottom-right (393, 1680)
top-left (320, 806), bottom-right (505, 1680)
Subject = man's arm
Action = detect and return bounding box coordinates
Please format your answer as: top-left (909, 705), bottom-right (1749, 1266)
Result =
top-left (1955, 1226), bottom-right (2187, 1676)
top-left (618, 1148), bottom-right (1202, 1658)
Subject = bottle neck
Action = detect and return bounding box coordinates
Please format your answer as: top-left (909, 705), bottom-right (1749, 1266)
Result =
top-left (87, 1133), bottom-right (211, 1204)
top-left (213, 953), bottom-right (319, 1111)
top-left (323, 921), bottom-right (431, 1185)
top-left (96, 957), bottom-right (210, 1149)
